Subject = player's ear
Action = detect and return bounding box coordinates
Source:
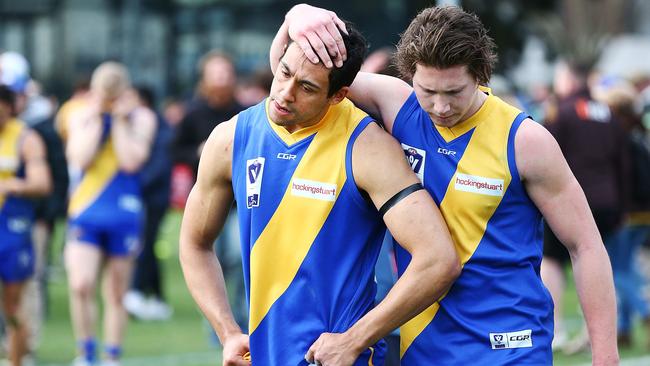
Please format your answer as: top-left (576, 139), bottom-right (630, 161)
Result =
top-left (329, 86), bottom-right (349, 105)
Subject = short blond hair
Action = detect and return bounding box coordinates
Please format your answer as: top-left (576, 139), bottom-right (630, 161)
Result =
top-left (90, 61), bottom-right (130, 99)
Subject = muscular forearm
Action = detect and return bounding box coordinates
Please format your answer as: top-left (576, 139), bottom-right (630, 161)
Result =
top-left (344, 253), bottom-right (457, 352)
top-left (180, 242), bottom-right (243, 343)
top-left (571, 243), bottom-right (619, 365)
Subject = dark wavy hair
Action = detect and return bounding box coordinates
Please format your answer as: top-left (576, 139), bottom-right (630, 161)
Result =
top-left (395, 6), bottom-right (497, 85)
top-left (282, 21), bottom-right (367, 97)
top-left (326, 22), bottom-right (367, 97)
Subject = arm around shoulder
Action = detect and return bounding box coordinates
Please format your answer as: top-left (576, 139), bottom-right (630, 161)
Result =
top-left (348, 72), bottom-right (412, 133)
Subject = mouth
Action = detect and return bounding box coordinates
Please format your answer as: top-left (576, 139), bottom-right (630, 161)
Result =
top-left (272, 100), bottom-right (292, 116)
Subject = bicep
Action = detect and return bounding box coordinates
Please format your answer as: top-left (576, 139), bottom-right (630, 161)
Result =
top-left (353, 124), bottom-right (455, 261)
top-left (180, 119), bottom-right (236, 249)
top-left (352, 123), bottom-right (419, 210)
top-left (348, 72), bottom-right (412, 133)
top-left (22, 132), bottom-right (49, 176)
top-left (517, 120), bottom-right (598, 252)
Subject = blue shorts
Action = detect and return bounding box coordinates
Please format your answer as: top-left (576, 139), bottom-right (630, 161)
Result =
top-left (0, 237), bottom-right (34, 284)
top-left (67, 218), bottom-right (142, 257)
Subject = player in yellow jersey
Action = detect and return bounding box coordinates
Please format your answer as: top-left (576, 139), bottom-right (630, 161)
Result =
top-left (274, 4), bottom-right (619, 365)
top-left (0, 84), bottom-right (51, 366)
top-left (64, 62), bottom-right (156, 366)
top-left (180, 23), bottom-right (460, 366)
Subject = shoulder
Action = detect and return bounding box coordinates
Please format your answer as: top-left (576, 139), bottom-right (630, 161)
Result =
top-left (352, 122), bottom-right (407, 181)
top-left (197, 115), bottom-right (239, 183)
top-left (204, 116), bottom-right (238, 160)
top-left (353, 121), bottom-right (401, 155)
top-left (514, 118), bottom-right (561, 182)
top-left (21, 128), bottom-right (47, 159)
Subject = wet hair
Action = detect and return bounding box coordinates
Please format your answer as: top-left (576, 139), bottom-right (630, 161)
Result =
top-left (325, 22), bottom-right (367, 97)
top-left (281, 21), bottom-right (368, 97)
top-left (395, 6), bottom-right (497, 85)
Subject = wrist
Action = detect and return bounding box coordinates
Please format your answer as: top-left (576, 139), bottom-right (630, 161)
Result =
top-left (220, 325), bottom-right (244, 345)
top-left (343, 326), bottom-right (370, 355)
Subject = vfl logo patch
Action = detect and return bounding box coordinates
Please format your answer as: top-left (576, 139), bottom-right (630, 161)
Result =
top-left (291, 178), bottom-right (336, 201)
top-left (246, 157), bottom-right (265, 208)
top-left (490, 329), bottom-right (533, 350)
top-left (401, 143), bottom-right (426, 183)
top-left (455, 173), bottom-right (504, 196)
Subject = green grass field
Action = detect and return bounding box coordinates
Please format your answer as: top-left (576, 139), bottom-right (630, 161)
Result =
top-left (31, 211), bottom-right (648, 365)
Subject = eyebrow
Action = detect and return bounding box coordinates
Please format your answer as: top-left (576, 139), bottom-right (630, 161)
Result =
top-left (416, 82), bottom-right (464, 94)
top-left (280, 61), bottom-right (322, 91)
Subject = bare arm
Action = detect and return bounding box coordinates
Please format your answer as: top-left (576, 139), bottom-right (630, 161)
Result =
top-left (65, 102), bottom-right (103, 170)
top-left (516, 120), bottom-right (619, 366)
top-left (0, 130), bottom-right (52, 197)
top-left (307, 123), bottom-right (460, 364)
top-left (270, 4), bottom-right (412, 132)
top-left (111, 106), bottom-right (156, 173)
top-left (179, 117), bottom-right (250, 366)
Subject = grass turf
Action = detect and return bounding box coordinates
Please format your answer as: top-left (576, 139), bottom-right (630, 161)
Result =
top-left (33, 211), bottom-right (647, 365)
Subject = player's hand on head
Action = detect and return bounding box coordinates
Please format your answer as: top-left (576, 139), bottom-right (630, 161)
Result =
top-left (286, 4), bottom-right (348, 68)
top-left (222, 333), bottom-right (251, 366)
top-left (305, 332), bottom-right (360, 366)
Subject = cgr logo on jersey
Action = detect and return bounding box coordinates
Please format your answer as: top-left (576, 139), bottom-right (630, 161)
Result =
top-left (276, 153), bottom-right (297, 160)
top-left (455, 173), bottom-right (504, 196)
top-left (489, 329), bottom-right (533, 350)
top-left (437, 147), bottom-right (456, 156)
top-left (246, 157), bottom-right (265, 208)
top-left (291, 178), bottom-right (337, 201)
top-left (401, 143), bottom-right (426, 183)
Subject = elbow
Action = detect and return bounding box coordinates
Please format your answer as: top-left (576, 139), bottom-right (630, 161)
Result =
top-left (426, 246), bottom-right (461, 288)
top-left (444, 254), bottom-right (462, 284)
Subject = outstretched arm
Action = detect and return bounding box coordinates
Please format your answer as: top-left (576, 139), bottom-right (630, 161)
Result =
top-left (306, 123), bottom-right (460, 365)
top-left (270, 4), bottom-right (412, 133)
top-left (517, 120), bottom-right (619, 366)
top-left (179, 117), bottom-right (250, 366)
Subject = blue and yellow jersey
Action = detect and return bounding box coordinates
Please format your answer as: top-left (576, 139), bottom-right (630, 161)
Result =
top-left (393, 90), bottom-right (553, 364)
top-left (68, 113), bottom-right (142, 225)
top-left (0, 118), bottom-right (34, 242)
top-left (232, 98), bottom-right (386, 365)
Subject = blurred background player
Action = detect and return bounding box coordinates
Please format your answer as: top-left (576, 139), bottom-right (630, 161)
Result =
top-left (593, 76), bottom-right (650, 348)
top-left (1, 50), bottom-right (63, 366)
top-left (171, 50), bottom-right (248, 335)
top-left (541, 60), bottom-right (628, 352)
top-left (0, 83), bottom-right (52, 366)
top-left (64, 62), bottom-right (156, 366)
